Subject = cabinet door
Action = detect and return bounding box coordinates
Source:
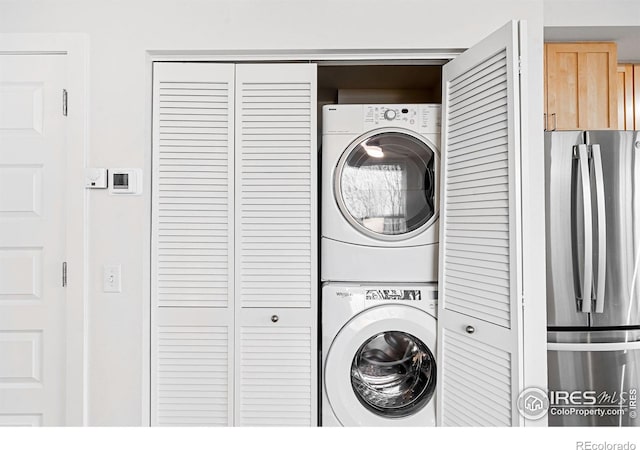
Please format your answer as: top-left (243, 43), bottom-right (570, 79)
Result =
top-left (617, 64), bottom-right (634, 130)
top-left (234, 63), bottom-right (317, 426)
top-left (151, 62), bottom-right (235, 426)
top-left (439, 20), bottom-right (524, 426)
top-left (546, 42), bottom-right (617, 130)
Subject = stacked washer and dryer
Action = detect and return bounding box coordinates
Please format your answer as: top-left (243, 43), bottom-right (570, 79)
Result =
top-left (321, 104), bottom-right (441, 426)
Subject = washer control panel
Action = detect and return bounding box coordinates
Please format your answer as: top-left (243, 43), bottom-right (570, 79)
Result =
top-left (327, 284), bottom-right (438, 314)
top-left (363, 104), bottom-right (441, 133)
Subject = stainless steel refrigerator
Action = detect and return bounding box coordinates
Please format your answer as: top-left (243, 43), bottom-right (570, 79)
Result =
top-left (546, 130), bottom-right (640, 426)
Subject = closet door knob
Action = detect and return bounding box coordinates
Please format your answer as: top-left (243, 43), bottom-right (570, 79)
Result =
top-left (465, 325), bottom-right (475, 334)
top-left (271, 315), bottom-right (279, 323)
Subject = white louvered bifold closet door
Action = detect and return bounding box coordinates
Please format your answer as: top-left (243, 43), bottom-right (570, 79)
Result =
top-left (234, 64), bottom-right (317, 426)
top-left (437, 21), bottom-right (525, 426)
top-left (151, 63), bottom-right (235, 426)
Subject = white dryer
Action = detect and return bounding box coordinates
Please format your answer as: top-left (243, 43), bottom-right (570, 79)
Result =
top-left (321, 104), bottom-right (441, 283)
top-left (322, 283), bottom-right (437, 426)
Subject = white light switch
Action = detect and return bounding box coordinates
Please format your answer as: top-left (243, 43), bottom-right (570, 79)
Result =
top-left (103, 265), bottom-right (121, 293)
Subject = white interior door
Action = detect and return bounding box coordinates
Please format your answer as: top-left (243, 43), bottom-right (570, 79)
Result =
top-left (0, 54), bottom-right (68, 426)
top-left (437, 21), bottom-right (525, 426)
top-left (151, 62), bottom-right (235, 426)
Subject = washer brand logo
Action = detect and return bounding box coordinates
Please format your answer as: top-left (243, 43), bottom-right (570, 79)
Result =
top-left (335, 291), bottom-right (353, 298)
top-left (365, 290), bottom-right (422, 301)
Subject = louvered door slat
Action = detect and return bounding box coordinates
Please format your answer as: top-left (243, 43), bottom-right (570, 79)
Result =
top-left (152, 63), bottom-right (235, 427)
top-left (156, 324), bottom-right (230, 426)
top-left (156, 326), bottom-right (229, 426)
top-left (442, 329), bottom-right (512, 426)
top-left (238, 326), bottom-right (312, 426)
top-left (234, 64), bottom-right (317, 427)
top-left (438, 21), bottom-right (524, 427)
top-left (153, 63), bottom-right (234, 309)
top-left (236, 64), bottom-right (317, 309)
top-left (443, 47), bottom-right (516, 327)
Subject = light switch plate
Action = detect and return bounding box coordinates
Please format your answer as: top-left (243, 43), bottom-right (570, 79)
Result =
top-left (103, 265), bottom-right (121, 293)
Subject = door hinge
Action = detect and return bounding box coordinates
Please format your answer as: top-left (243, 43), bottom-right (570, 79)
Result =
top-left (517, 56), bottom-right (523, 75)
top-left (62, 262), bottom-right (67, 287)
top-left (62, 89), bottom-right (68, 116)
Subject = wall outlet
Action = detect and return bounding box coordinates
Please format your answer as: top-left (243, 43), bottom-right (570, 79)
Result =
top-left (103, 265), bottom-right (122, 293)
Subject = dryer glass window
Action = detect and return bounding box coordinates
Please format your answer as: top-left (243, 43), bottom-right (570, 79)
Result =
top-left (338, 132), bottom-right (436, 237)
top-left (351, 330), bottom-right (436, 418)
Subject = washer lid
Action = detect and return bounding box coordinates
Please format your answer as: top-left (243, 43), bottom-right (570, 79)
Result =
top-left (335, 128), bottom-right (439, 241)
top-left (324, 305), bottom-right (437, 426)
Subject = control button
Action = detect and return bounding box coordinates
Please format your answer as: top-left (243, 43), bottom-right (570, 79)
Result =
top-left (384, 109), bottom-right (397, 120)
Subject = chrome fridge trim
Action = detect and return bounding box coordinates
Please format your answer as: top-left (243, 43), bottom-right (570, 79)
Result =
top-left (548, 328), bottom-right (640, 344)
top-left (548, 341), bottom-right (640, 351)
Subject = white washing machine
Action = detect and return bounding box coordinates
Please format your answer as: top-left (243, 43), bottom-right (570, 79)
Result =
top-left (321, 104), bottom-right (441, 283)
top-left (322, 283), bottom-right (437, 426)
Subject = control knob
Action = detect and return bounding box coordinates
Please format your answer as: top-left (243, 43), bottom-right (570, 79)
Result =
top-left (383, 109), bottom-right (397, 121)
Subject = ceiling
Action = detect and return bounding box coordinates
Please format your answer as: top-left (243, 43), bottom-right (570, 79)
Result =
top-left (545, 26), bottom-right (640, 61)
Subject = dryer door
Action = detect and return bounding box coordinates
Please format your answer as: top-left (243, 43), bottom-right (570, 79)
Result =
top-left (324, 305), bottom-right (437, 426)
top-left (335, 129), bottom-right (439, 241)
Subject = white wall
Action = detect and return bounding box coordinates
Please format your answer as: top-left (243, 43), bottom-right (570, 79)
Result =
top-left (0, 0), bottom-right (547, 426)
top-left (543, 0), bottom-right (640, 60)
top-left (543, 0), bottom-right (640, 27)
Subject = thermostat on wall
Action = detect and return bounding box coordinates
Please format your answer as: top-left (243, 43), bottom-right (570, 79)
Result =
top-left (109, 169), bottom-right (142, 195)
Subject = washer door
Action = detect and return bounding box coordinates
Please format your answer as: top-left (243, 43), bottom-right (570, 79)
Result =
top-left (335, 128), bottom-right (439, 241)
top-left (324, 305), bottom-right (437, 426)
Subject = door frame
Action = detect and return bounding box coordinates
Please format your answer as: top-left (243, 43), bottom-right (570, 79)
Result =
top-left (142, 49), bottom-right (461, 427)
top-left (0, 34), bottom-right (89, 426)
top-left (144, 40), bottom-right (546, 427)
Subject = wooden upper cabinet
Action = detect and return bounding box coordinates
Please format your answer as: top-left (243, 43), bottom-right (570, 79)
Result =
top-left (617, 63), bottom-right (640, 130)
top-left (618, 64), bottom-right (634, 130)
top-left (545, 42), bottom-right (618, 130)
top-left (636, 64), bottom-right (640, 130)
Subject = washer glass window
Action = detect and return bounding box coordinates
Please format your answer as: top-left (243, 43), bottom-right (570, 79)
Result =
top-left (351, 330), bottom-right (436, 418)
top-left (338, 131), bottom-right (436, 238)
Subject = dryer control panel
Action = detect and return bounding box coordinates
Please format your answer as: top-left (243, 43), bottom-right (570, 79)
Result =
top-left (363, 104), bottom-right (441, 134)
top-left (322, 103), bottom-right (441, 135)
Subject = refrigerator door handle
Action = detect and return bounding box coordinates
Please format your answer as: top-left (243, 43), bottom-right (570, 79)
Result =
top-left (575, 144), bottom-right (593, 313)
top-left (591, 144), bottom-right (607, 313)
